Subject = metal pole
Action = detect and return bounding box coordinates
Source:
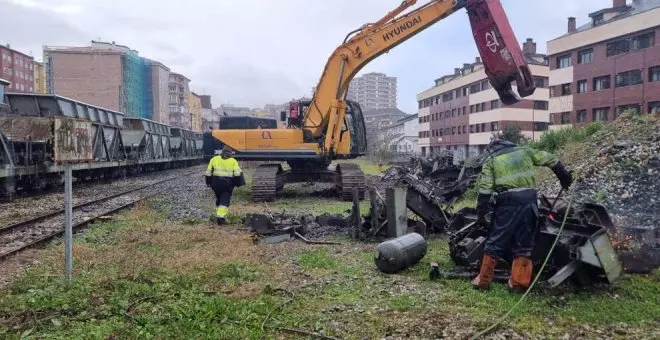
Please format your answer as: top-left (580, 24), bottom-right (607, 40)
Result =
top-left (64, 164), bottom-right (73, 281)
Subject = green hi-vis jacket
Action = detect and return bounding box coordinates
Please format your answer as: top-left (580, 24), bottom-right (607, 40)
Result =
top-left (477, 142), bottom-right (559, 195)
top-left (205, 155), bottom-right (242, 178)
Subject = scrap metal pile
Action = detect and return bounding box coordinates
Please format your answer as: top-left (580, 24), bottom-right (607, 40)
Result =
top-left (244, 212), bottom-right (351, 245)
top-left (441, 196), bottom-right (624, 288)
top-left (369, 152), bottom-right (632, 288)
top-left (364, 152), bottom-right (484, 238)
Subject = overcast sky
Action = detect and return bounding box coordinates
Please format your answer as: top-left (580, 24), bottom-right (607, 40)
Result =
top-left (2, 0), bottom-right (607, 113)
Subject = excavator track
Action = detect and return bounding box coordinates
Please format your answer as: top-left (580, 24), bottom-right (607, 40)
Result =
top-left (252, 164), bottom-right (282, 202)
top-left (337, 163), bottom-right (366, 201)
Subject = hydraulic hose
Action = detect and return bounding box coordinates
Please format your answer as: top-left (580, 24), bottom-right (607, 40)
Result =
top-left (470, 183), bottom-right (578, 339)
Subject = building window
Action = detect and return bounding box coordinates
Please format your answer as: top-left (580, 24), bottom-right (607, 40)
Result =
top-left (556, 54), bottom-right (571, 69)
top-left (470, 105), bottom-right (474, 113)
top-left (455, 89), bottom-right (462, 98)
top-left (470, 125), bottom-right (475, 133)
top-left (452, 127), bottom-right (456, 135)
top-left (577, 79), bottom-right (588, 93)
top-left (649, 101), bottom-right (660, 114)
top-left (616, 104), bottom-right (641, 117)
top-left (481, 80), bottom-right (490, 90)
top-left (576, 110), bottom-right (587, 123)
top-left (615, 70), bottom-right (643, 87)
top-left (632, 32), bottom-right (655, 50)
top-left (452, 108), bottom-right (457, 117)
top-left (649, 66), bottom-right (660, 82)
top-left (533, 77), bottom-right (546, 88)
top-left (593, 76), bottom-right (611, 91)
top-left (606, 39), bottom-right (629, 57)
top-left (462, 107), bottom-right (467, 115)
top-left (481, 123), bottom-right (486, 132)
top-left (561, 112), bottom-right (570, 124)
top-left (470, 82), bottom-right (481, 94)
top-left (491, 100), bottom-right (500, 110)
top-left (578, 49), bottom-right (593, 64)
top-left (491, 122), bottom-right (499, 131)
top-left (606, 32), bottom-right (655, 57)
top-left (561, 83), bottom-right (571, 96)
top-left (463, 126), bottom-right (467, 134)
top-left (443, 92), bottom-right (453, 102)
top-left (534, 122), bottom-right (549, 131)
top-left (480, 102), bottom-right (486, 111)
top-left (592, 13), bottom-right (604, 26)
top-left (593, 107), bottom-right (610, 121)
top-left (462, 87), bottom-right (468, 96)
top-left (534, 101), bottom-right (548, 110)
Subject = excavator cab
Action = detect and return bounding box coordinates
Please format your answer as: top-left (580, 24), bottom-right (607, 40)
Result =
top-left (466, 0), bottom-right (536, 105)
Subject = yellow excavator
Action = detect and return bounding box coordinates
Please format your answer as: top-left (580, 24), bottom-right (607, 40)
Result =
top-left (205, 0), bottom-right (537, 202)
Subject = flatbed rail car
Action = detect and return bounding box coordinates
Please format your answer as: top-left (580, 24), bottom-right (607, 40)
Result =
top-left (0, 93), bottom-right (203, 195)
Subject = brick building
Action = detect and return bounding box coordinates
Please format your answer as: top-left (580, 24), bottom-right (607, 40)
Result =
top-left (0, 44), bottom-right (35, 93)
top-left (547, 0), bottom-right (660, 129)
top-left (43, 41), bottom-right (178, 123)
top-left (417, 39), bottom-right (550, 160)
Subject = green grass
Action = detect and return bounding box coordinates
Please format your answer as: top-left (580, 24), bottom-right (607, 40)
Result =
top-left (1, 157), bottom-right (658, 339)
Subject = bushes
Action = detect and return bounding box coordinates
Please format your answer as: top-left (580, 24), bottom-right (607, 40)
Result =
top-left (528, 121), bottom-right (604, 153)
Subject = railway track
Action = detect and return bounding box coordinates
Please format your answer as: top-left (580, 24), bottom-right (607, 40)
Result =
top-left (0, 170), bottom-right (201, 261)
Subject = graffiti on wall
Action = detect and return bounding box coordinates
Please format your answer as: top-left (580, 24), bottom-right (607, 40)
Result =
top-left (54, 118), bottom-right (93, 162)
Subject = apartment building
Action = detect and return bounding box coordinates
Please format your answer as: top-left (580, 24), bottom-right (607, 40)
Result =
top-left (0, 44), bottom-right (35, 93)
top-left (363, 107), bottom-right (409, 153)
top-left (417, 39), bottom-right (550, 160)
top-left (548, 0), bottom-right (660, 129)
top-left (33, 61), bottom-right (46, 94)
top-left (151, 61), bottom-right (171, 125)
top-left (380, 114), bottom-right (419, 155)
top-left (189, 92), bottom-right (203, 132)
top-left (168, 72), bottom-right (191, 129)
top-left (44, 41), bottom-right (177, 123)
top-left (346, 72), bottom-right (398, 110)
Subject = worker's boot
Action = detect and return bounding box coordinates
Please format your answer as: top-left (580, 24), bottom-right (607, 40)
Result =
top-left (508, 256), bottom-right (533, 293)
top-left (472, 253), bottom-right (497, 290)
top-left (216, 217), bottom-right (226, 226)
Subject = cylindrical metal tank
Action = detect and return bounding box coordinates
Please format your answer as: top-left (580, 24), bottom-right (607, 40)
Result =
top-left (374, 233), bottom-right (427, 274)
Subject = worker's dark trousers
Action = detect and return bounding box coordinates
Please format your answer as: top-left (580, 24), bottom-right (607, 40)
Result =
top-left (484, 189), bottom-right (539, 259)
top-left (211, 177), bottom-right (234, 218)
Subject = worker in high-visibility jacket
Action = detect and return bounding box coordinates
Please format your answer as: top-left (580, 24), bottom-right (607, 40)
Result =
top-left (205, 146), bottom-right (245, 225)
top-left (473, 137), bottom-right (572, 292)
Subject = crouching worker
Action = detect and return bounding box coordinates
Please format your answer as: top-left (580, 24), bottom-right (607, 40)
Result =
top-left (205, 146), bottom-right (245, 225)
top-left (473, 137), bottom-right (572, 292)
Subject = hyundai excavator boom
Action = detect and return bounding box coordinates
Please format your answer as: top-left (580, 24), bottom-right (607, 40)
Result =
top-left (204, 0), bottom-right (536, 202)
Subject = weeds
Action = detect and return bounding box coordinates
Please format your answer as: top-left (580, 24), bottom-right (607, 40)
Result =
top-left (527, 121), bottom-right (604, 153)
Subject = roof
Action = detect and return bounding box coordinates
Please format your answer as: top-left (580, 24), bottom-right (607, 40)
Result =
top-left (362, 107), bottom-right (408, 117)
top-left (0, 78), bottom-right (10, 85)
top-left (397, 114), bottom-right (418, 123)
top-left (0, 45), bottom-right (33, 59)
top-left (170, 72), bottom-right (191, 82)
top-left (552, 0), bottom-right (660, 40)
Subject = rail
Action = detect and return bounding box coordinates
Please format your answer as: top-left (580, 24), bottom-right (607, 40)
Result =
top-left (0, 170), bottom-right (201, 260)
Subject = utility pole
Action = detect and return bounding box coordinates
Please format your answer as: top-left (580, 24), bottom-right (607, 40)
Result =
top-left (64, 164), bottom-right (73, 281)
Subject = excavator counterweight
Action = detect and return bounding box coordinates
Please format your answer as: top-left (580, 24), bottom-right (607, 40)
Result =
top-left (204, 0), bottom-right (537, 202)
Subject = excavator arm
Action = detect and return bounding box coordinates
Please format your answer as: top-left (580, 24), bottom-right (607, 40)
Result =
top-left (304, 0), bottom-right (536, 155)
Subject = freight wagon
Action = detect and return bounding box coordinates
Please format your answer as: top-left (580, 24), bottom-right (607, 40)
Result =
top-left (0, 93), bottom-right (203, 196)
